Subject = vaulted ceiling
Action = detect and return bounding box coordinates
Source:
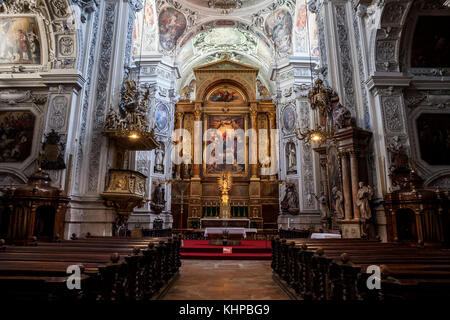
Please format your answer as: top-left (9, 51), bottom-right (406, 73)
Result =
top-left (135, 0), bottom-right (317, 93)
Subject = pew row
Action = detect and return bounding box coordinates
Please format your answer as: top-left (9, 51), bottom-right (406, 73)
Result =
top-left (0, 235), bottom-right (182, 301)
top-left (271, 237), bottom-right (450, 300)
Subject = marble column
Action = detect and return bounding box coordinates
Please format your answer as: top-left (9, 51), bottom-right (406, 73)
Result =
top-left (192, 107), bottom-right (202, 179)
top-left (250, 106), bottom-right (258, 179)
top-left (341, 152), bottom-right (353, 220)
top-left (268, 111), bottom-right (277, 179)
top-left (175, 111), bottom-right (183, 179)
top-left (350, 151), bottom-right (360, 220)
top-left (319, 159), bottom-right (328, 200)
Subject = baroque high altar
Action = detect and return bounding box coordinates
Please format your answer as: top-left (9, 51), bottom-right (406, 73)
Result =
top-left (173, 57), bottom-right (279, 230)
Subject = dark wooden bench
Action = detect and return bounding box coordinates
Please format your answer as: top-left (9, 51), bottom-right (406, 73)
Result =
top-left (0, 235), bottom-right (182, 301)
top-left (272, 237), bottom-right (450, 300)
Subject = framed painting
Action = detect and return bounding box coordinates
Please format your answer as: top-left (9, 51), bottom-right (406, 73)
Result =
top-left (158, 7), bottom-right (187, 52)
top-left (155, 104), bottom-right (169, 131)
top-left (411, 16), bottom-right (450, 68)
top-left (0, 16), bottom-right (42, 65)
top-left (282, 106), bottom-right (296, 133)
top-left (203, 115), bottom-right (247, 176)
top-left (206, 85), bottom-right (245, 103)
top-left (0, 111), bottom-right (35, 162)
top-left (265, 9), bottom-right (293, 54)
top-left (416, 113), bottom-right (450, 166)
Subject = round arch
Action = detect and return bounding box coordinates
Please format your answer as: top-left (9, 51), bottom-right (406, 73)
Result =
top-left (200, 79), bottom-right (251, 103)
top-left (196, 75), bottom-right (256, 102)
top-left (373, 0), bottom-right (450, 73)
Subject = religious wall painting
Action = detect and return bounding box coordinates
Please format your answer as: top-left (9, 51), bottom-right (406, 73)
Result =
top-left (155, 104), bottom-right (169, 131)
top-left (154, 143), bottom-right (165, 174)
top-left (296, 4), bottom-right (307, 32)
top-left (293, 4), bottom-right (319, 56)
top-left (158, 7), bottom-right (187, 52)
top-left (264, 9), bottom-right (293, 54)
top-left (206, 85), bottom-right (245, 103)
top-left (204, 115), bottom-right (246, 176)
top-left (0, 111), bottom-right (35, 162)
top-left (282, 105), bottom-right (296, 133)
top-left (0, 16), bottom-right (41, 65)
top-left (256, 79), bottom-right (271, 100)
top-left (133, 1), bottom-right (156, 54)
top-left (294, 3), bottom-right (307, 54)
top-left (416, 113), bottom-right (450, 166)
top-left (411, 16), bottom-right (450, 68)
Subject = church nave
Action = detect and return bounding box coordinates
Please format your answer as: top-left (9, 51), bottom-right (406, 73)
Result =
top-left (162, 260), bottom-right (289, 300)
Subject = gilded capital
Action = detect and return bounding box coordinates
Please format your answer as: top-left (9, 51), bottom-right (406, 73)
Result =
top-left (194, 108), bottom-right (202, 120)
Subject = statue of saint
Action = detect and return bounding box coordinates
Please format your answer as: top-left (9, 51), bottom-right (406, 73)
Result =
top-left (387, 136), bottom-right (409, 172)
top-left (286, 142), bottom-right (297, 173)
top-left (154, 147), bottom-right (164, 174)
top-left (280, 184), bottom-right (299, 215)
top-left (356, 182), bottom-right (374, 220)
top-left (153, 184), bottom-right (165, 205)
top-left (313, 193), bottom-right (330, 219)
top-left (332, 186), bottom-right (344, 219)
top-left (105, 107), bottom-right (120, 130)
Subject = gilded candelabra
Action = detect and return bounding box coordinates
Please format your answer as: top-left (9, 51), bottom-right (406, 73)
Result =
top-left (218, 171), bottom-right (232, 219)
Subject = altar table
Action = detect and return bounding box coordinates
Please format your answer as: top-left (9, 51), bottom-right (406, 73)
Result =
top-left (311, 233), bottom-right (342, 239)
top-left (201, 218), bottom-right (250, 229)
top-left (204, 227), bottom-right (257, 240)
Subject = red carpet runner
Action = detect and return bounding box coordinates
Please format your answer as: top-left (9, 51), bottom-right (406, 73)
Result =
top-left (181, 240), bottom-right (272, 260)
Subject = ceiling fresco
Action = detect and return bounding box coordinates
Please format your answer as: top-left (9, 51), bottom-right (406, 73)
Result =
top-left (134, 0), bottom-right (316, 95)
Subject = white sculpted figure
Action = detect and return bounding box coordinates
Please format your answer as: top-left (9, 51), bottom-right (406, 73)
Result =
top-left (356, 182), bottom-right (374, 220)
top-left (287, 142), bottom-right (297, 173)
top-left (332, 186), bottom-right (344, 219)
top-left (154, 146), bottom-right (164, 174)
top-left (313, 193), bottom-right (330, 219)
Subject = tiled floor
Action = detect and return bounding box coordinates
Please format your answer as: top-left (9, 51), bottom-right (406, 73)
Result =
top-left (162, 260), bottom-right (290, 300)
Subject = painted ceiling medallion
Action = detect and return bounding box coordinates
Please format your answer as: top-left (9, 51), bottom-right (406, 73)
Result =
top-left (193, 28), bottom-right (258, 55)
top-left (208, 0), bottom-right (243, 9)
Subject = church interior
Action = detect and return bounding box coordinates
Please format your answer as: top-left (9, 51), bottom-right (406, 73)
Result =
top-left (0, 0), bottom-right (450, 304)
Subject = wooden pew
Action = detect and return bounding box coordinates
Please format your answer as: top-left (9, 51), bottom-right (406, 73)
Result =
top-left (271, 237), bottom-right (450, 300)
top-left (0, 234), bottom-right (182, 301)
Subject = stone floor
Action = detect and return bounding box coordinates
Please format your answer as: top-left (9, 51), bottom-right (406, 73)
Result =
top-left (162, 260), bottom-right (290, 300)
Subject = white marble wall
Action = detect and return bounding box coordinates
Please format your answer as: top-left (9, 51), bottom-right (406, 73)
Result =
top-left (4, 0), bottom-right (448, 241)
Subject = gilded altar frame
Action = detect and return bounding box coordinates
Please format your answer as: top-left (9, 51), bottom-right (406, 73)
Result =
top-left (202, 113), bottom-right (249, 178)
top-left (173, 56), bottom-right (279, 230)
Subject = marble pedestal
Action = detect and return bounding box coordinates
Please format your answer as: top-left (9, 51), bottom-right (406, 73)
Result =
top-left (65, 197), bottom-right (116, 239)
top-left (277, 214), bottom-right (322, 231)
top-left (338, 219), bottom-right (362, 238)
top-left (128, 212), bottom-right (173, 230)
